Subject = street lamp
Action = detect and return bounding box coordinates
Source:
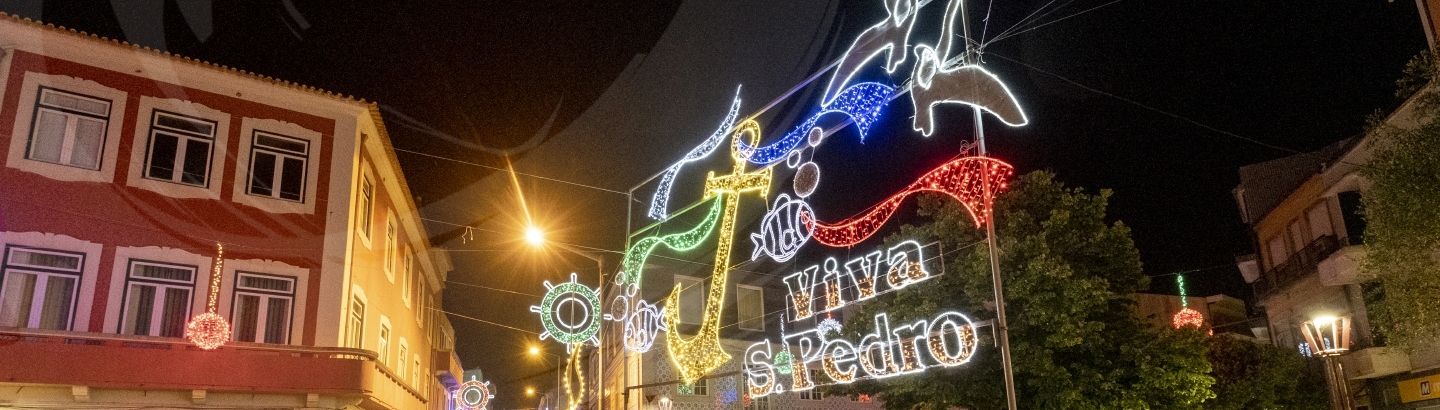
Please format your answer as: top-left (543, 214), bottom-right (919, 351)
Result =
top-left (526, 228), bottom-right (607, 410)
top-left (529, 345), bottom-right (566, 410)
top-left (1302, 315), bottom-right (1353, 410)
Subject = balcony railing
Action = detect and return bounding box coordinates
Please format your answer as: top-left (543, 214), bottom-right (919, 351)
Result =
top-left (1253, 235), bottom-right (1345, 297)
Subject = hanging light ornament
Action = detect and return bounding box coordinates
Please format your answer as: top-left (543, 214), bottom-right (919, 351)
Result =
top-left (1172, 274), bottom-right (1205, 329)
top-left (187, 242), bottom-right (232, 350)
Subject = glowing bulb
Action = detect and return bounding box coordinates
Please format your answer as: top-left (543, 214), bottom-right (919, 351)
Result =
top-left (527, 387), bottom-right (535, 396)
top-left (530, 346), bottom-right (540, 355)
top-left (526, 227), bottom-right (545, 246)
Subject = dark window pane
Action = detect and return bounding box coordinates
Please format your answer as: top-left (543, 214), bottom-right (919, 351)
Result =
top-left (1338, 191), bottom-right (1366, 242)
top-left (266, 298), bottom-right (290, 344)
top-left (132, 264), bottom-right (193, 282)
top-left (250, 152), bottom-right (276, 196)
top-left (255, 134), bottom-right (307, 154)
top-left (160, 288), bottom-right (189, 337)
top-left (39, 276), bottom-right (75, 330)
top-left (129, 285), bottom-right (155, 335)
top-left (280, 157), bottom-right (305, 201)
top-left (147, 133), bottom-right (179, 180)
top-left (181, 140), bottom-right (211, 185)
top-left (156, 114), bottom-right (213, 135)
top-left (236, 294), bottom-right (259, 342)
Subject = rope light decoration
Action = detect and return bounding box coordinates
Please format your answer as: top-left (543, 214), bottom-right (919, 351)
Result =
top-left (562, 346), bottom-right (585, 410)
top-left (186, 242), bottom-right (231, 350)
top-left (803, 156), bottom-right (1013, 247)
top-left (648, 88), bottom-right (743, 220)
top-left (1172, 274), bottom-right (1205, 329)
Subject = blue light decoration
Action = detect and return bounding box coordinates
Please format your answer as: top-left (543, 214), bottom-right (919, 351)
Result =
top-left (647, 88), bottom-right (744, 220)
top-left (736, 82), bottom-right (895, 166)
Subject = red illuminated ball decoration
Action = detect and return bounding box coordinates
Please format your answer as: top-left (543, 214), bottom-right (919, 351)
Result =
top-left (1172, 308), bottom-right (1205, 329)
top-left (186, 312), bottom-right (231, 350)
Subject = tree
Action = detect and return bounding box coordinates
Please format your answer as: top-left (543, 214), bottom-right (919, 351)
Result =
top-left (826, 171), bottom-right (1214, 409)
top-left (1362, 51), bottom-right (1440, 350)
top-left (1204, 335), bottom-right (1327, 410)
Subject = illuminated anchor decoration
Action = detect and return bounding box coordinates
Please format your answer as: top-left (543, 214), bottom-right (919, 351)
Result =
top-left (664, 119), bottom-right (772, 383)
top-left (909, 0), bottom-right (1028, 136)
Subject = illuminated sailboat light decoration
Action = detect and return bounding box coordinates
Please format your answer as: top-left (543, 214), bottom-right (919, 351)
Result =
top-left (186, 242), bottom-right (231, 350)
top-left (1172, 274), bottom-right (1205, 329)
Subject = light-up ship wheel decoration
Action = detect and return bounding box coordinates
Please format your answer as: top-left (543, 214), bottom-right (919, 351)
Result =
top-left (531, 273), bottom-right (602, 346)
top-left (455, 378), bottom-right (494, 410)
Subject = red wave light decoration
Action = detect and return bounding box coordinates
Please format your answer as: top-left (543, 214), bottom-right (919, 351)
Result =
top-left (803, 156), bottom-right (1013, 247)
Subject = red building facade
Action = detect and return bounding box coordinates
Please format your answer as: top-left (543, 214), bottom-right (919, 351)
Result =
top-left (0, 14), bottom-right (461, 410)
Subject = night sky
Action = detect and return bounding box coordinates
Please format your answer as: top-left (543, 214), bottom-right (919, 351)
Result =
top-left (12, 1), bottom-right (1428, 408)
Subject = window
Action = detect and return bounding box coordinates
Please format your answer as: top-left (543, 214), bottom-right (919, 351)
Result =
top-left (230, 272), bottom-right (295, 344)
top-left (0, 247), bottom-right (83, 330)
top-left (120, 260), bottom-right (196, 337)
top-left (143, 111), bottom-right (217, 186)
top-left (358, 175), bottom-right (374, 240)
top-left (398, 339), bottom-right (409, 376)
top-left (1266, 235), bottom-right (1288, 269)
top-left (348, 296), bottom-right (365, 348)
top-left (737, 285), bottom-right (764, 331)
top-left (1307, 203), bottom-right (1333, 241)
top-left (385, 216), bottom-right (397, 281)
top-left (746, 395), bottom-right (770, 410)
top-left (799, 371), bottom-right (824, 400)
top-left (378, 322), bottom-right (392, 367)
top-left (413, 356), bottom-right (421, 386)
top-left (675, 275), bottom-right (705, 325)
top-left (402, 249), bottom-right (413, 307)
top-left (26, 87), bottom-right (110, 170)
top-left (1338, 191), bottom-right (1366, 241)
top-left (1287, 219), bottom-right (1307, 252)
top-left (246, 131), bottom-right (309, 202)
top-left (679, 378), bottom-right (707, 396)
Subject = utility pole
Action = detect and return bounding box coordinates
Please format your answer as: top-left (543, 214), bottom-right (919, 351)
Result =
top-left (961, 1), bottom-right (1019, 409)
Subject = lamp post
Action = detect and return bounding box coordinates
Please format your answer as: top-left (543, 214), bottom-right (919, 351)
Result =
top-left (530, 346), bottom-right (566, 410)
top-left (1302, 315), bottom-right (1353, 410)
top-left (528, 227), bottom-right (607, 410)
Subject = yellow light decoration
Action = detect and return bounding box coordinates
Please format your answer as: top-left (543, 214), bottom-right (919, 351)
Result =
top-left (562, 346), bottom-right (585, 410)
top-left (186, 243), bottom-right (231, 350)
top-left (665, 119), bottom-right (772, 384)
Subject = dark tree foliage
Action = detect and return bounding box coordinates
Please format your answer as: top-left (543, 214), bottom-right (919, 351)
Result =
top-left (825, 171), bottom-right (1213, 409)
top-left (1203, 335), bottom-right (1327, 410)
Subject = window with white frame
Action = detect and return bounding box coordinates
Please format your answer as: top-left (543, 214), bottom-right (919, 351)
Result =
top-left (120, 260), bottom-right (196, 337)
top-left (737, 285), bottom-right (764, 331)
top-left (413, 356), bottom-right (421, 386)
top-left (142, 111), bottom-right (217, 187)
top-left (679, 378), bottom-right (708, 396)
top-left (385, 215), bottom-right (397, 281)
top-left (746, 394), bottom-right (770, 410)
top-left (0, 246), bottom-right (84, 330)
top-left (348, 296), bottom-right (365, 348)
top-left (397, 339), bottom-right (408, 376)
top-left (799, 372), bottom-right (824, 400)
top-left (230, 272), bottom-right (295, 344)
top-left (402, 248), bottom-right (413, 307)
top-left (378, 322), bottom-right (392, 367)
top-left (675, 275), bottom-right (704, 325)
top-left (246, 131), bottom-right (309, 202)
top-left (358, 174), bottom-right (374, 240)
top-left (26, 87), bottom-right (110, 170)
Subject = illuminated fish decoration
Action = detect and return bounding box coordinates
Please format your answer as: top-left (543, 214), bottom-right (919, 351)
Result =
top-left (750, 194), bottom-right (813, 262)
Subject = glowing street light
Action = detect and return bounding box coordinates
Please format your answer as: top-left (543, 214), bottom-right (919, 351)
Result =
top-left (1302, 314), bottom-right (1353, 410)
top-left (526, 387), bottom-right (536, 396)
top-left (529, 346), bottom-right (541, 355)
top-left (526, 226), bottom-right (545, 246)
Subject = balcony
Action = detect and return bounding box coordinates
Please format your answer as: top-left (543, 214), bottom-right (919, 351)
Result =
top-left (0, 328), bottom-right (426, 409)
top-left (1340, 347), bottom-right (1412, 380)
top-left (1252, 235), bottom-right (1342, 297)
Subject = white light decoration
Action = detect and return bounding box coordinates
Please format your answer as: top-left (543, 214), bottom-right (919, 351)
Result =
top-left (749, 194), bottom-right (813, 263)
top-left (783, 240), bottom-right (933, 320)
top-left (455, 377), bottom-right (495, 410)
top-left (819, 0), bottom-right (919, 106)
top-left (186, 243), bottom-right (231, 350)
top-left (531, 273), bottom-right (602, 346)
top-left (746, 310), bottom-right (977, 396)
top-left (617, 297), bottom-right (665, 353)
top-left (648, 88), bottom-right (744, 220)
top-left (1302, 315), bottom-right (1352, 357)
top-left (907, 0), bottom-right (1027, 136)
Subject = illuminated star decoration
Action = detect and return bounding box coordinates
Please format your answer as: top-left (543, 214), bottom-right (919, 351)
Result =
top-left (819, 0), bottom-right (919, 106)
top-left (530, 273), bottom-right (602, 346)
top-left (618, 196), bottom-right (723, 288)
top-left (648, 87), bottom-right (744, 220)
top-left (804, 156), bottom-right (1013, 247)
top-left (1172, 274), bottom-right (1205, 329)
top-left (186, 242), bottom-right (231, 350)
top-left (665, 119), bottom-right (772, 384)
top-left (908, 0), bottom-right (1028, 136)
top-left (455, 377), bottom-right (495, 410)
top-left (737, 82), bottom-right (894, 166)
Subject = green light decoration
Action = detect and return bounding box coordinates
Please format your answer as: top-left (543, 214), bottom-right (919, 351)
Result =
top-left (618, 196), bottom-right (724, 287)
top-left (773, 350), bottom-right (794, 375)
top-left (530, 273), bottom-right (602, 346)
